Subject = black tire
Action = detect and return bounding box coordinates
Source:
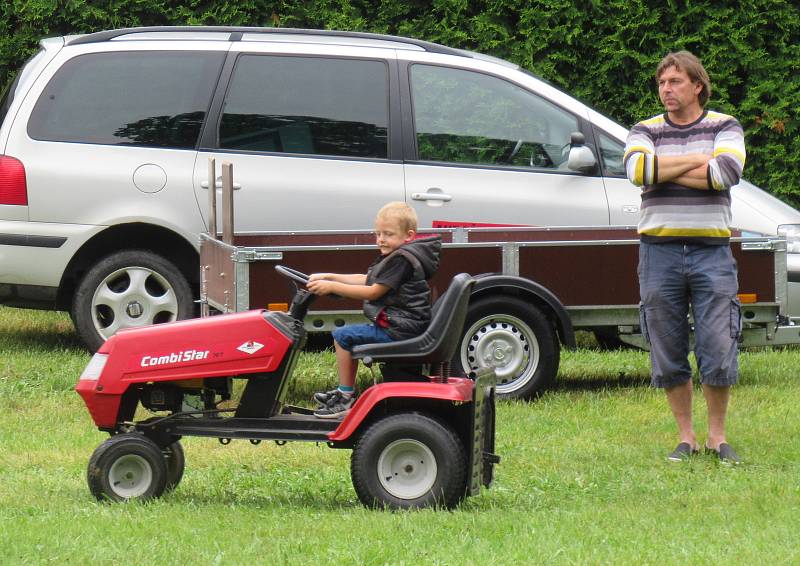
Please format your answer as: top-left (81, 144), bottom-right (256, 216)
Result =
top-left (87, 433), bottom-right (168, 502)
top-left (454, 296), bottom-right (559, 400)
top-left (72, 249), bottom-right (194, 351)
top-left (351, 413), bottom-right (467, 510)
top-left (163, 441), bottom-right (185, 492)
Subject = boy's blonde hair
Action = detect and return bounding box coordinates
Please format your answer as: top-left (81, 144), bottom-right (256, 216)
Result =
top-left (376, 201), bottom-right (418, 233)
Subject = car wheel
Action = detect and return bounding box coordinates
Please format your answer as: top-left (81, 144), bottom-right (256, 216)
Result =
top-left (454, 296), bottom-right (559, 400)
top-left (351, 413), bottom-right (466, 510)
top-left (72, 250), bottom-right (194, 351)
top-left (87, 433), bottom-right (168, 502)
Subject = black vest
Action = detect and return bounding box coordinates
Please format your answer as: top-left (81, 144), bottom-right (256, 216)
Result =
top-left (363, 236), bottom-right (441, 340)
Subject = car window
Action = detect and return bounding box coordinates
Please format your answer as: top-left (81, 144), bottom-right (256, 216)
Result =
top-left (596, 131), bottom-right (626, 176)
top-left (410, 64), bottom-right (579, 169)
top-left (28, 51), bottom-right (224, 148)
top-left (219, 55), bottom-right (389, 159)
top-left (1, 49), bottom-right (48, 126)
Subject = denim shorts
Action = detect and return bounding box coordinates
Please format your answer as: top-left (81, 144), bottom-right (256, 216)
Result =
top-left (638, 242), bottom-right (740, 388)
top-left (332, 323), bottom-right (394, 351)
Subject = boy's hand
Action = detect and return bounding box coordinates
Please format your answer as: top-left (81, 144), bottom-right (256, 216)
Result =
top-left (308, 273), bottom-right (330, 282)
top-left (306, 279), bottom-right (336, 296)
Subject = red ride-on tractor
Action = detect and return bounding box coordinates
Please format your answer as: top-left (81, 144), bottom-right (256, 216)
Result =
top-left (76, 268), bottom-right (498, 509)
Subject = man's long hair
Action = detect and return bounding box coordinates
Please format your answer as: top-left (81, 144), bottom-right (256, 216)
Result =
top-left (656, 50), bottom-right (711, 107)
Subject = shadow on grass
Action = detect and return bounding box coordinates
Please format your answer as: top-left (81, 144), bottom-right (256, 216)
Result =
top-left (0, 326), bottom-right (85, 353)
top-left (163, 488), bottom-right (364, 510)
top-left (551, 373), bottom-right (651, 392)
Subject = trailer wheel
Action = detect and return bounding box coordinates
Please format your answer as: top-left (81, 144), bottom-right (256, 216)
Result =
top-left (455, 296), bottom-right (558, 399)
top-left (72, 250), bottom-right (194, 351)
top-left (163, 441), bottom-right (185, 492)
top-left (351, 413), bottom-right (466, 510)
top-left (87, 433), bottom-right (168, 502)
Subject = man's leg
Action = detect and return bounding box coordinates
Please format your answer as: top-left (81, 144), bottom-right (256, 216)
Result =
top-left (687, 244), bottom-right (738, 452)
top-left (703, 383), bottom-right (730, 449)
top-left (665, 379), bottom-right (698, 448)
top-left (639, 242), bottom-right (697, 456)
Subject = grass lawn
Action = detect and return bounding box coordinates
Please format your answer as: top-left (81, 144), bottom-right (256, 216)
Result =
top-left (1, 307), bottom-right (799, 564)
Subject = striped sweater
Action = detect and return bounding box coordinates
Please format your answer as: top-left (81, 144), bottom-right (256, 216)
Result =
top-left (623, 110), bottom-right (746, 244)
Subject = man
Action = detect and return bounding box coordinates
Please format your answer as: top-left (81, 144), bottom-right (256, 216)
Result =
top-left (624, 51), bottom-right (746, 464)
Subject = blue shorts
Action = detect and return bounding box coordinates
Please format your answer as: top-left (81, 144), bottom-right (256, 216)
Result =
top-left (638, 242), bottom-right (740, 388)
top-left (332, 323), bottom-right (394, 351)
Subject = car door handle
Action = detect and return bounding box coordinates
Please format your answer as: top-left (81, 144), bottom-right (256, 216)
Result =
top-left (411, 192), bottom-right (452, 202)
top-left (201, 177), bottom-right (241, 190)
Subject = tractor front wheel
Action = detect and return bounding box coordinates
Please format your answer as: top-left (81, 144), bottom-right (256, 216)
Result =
top-left (351, 413), bottom-right (466, 510)
top-left (87, 433), bottom-right (168, 502)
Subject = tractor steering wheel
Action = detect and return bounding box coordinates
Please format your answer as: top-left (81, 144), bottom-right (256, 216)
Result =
top-left (274, 265), bottom-right (310, 286)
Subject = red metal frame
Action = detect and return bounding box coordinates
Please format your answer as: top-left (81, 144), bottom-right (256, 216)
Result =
top-left (329, 378), bottom-right (474, 441)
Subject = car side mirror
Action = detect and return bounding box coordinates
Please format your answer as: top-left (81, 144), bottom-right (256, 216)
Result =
top-left (567, 132), bottom-right (597, 173)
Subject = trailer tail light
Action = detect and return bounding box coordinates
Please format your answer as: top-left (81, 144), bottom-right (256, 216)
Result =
top-left (737, 293), bottom-right (757, 304)
top-left (0, 155), bottom-right (27, 205)
top-left (80, 353), bottom-right (109, 381)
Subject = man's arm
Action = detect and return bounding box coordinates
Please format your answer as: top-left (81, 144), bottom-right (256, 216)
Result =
top-left (707, 117), bottom-right (746, 190)
top-left (658, 154), bottom-right (711, 189)
top-left (625, 121), bottom-right (711, 189)
top-left (624, 123), bottom-right (660, 186)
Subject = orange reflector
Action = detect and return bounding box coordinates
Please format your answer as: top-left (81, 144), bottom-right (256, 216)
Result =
top-left (737, 293), bottom-right (757, 304)
top-left (268, 303), bottom-right (289, 312)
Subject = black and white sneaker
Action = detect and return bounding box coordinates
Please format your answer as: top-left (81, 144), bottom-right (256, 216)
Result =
top-left (706, 443), bottom-right (741, 465)
top-left (313, 391), bottom-right (354, 419)
top-left (313, 388), bottom-right (340, 406)
top-left (667, 442), bottom-right (699, 462)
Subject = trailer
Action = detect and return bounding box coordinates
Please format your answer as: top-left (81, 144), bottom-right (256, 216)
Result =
top-left (200, 161), bottom-right (797, 399)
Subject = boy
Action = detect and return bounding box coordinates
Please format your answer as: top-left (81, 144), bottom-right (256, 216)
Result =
top-left (306, 202), bottom-right (441, 418)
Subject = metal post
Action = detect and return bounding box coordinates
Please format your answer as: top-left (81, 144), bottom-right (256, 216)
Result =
top-left (207, 157), bottom-right (217, 239)
top-left (221, 161), bottom-right (234, 245)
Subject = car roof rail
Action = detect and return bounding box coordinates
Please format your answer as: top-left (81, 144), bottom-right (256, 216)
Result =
top-left (66, 26), bottom-right (470, 57)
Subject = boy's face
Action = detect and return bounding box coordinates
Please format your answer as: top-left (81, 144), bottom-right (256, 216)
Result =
top-left (374, 216), bottom-right (414, 255)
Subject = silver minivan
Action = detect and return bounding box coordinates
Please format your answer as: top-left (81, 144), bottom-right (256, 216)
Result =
top-left (2, 26), bottom-right (799, 350)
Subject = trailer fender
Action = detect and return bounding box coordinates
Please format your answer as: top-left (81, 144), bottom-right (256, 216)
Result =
top-left (471, 274), bottom-right (576, 348)
top-left (327, 379), bottom-right (474, 442)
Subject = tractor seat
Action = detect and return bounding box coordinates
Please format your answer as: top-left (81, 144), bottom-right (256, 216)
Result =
top-left (351, 273), bottom-right (474, 365)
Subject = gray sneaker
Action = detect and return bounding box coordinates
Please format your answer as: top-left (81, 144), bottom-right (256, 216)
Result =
top-left (313, 391), bottom-right (354, 419)
top-left (313, 388), bottom-right (339, 406)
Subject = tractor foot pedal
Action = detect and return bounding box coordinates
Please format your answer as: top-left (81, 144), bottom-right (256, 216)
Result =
top-left (483, 451), bottom-right (501, 464)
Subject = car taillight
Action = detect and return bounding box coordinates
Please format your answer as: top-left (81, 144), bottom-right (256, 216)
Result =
top-left (0, 155), bottom-right (27, 205)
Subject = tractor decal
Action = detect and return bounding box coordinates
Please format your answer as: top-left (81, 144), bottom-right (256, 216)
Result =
top-left (140, 349), bottom-right (210, 367)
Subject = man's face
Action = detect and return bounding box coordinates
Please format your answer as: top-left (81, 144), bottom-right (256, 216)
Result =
top-left (374, 217), bottom-right (413, 255)
top-left (658, 65), bottom-right (702, 115)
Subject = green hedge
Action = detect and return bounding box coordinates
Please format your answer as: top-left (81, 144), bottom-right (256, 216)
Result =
top-left (2, 0), bottom-right (798, 206)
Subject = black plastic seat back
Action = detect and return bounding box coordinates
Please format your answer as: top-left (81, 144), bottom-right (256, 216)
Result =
top-left (351, 273), bottom-right (474, 364)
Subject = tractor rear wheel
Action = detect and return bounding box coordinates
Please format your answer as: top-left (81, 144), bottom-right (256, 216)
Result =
top-left (87, 433), bottom-right (168, 502)
top-left (351, 413), bottom-right (466, 510)
top-left (163, 440), bottom-right (185, 492)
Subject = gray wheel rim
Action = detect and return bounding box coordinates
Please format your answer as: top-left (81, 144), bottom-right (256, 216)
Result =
top-left (377, 439), bottom-right (437, 500)
top-left (91, 266), bottom-right (179, 341)
top-left (461, 313), bottom-right (540, 395)
top-left (108, 454), bottom-right (153, 499)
